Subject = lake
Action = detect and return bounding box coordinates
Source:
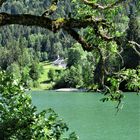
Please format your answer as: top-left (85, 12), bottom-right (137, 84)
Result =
top-left (31, 91), bottom-right (140, 140)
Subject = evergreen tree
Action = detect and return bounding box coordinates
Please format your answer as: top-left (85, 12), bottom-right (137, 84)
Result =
top-left (122, 0), bottom-right (140, 68)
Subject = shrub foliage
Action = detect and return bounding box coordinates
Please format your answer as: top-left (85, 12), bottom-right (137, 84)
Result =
top-left (0, 71), bottom-right (78, 140)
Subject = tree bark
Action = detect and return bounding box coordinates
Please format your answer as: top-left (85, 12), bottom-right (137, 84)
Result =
top-left (94, 48), bottom-right (106, 89)
top-left (0, 12), bottom-right (108, 51)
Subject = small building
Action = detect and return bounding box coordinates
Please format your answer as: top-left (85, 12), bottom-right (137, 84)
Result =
top-left (52, 56), bottom-right (67, 68)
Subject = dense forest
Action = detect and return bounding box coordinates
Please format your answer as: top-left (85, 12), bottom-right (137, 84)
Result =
top-left (0, 0), bottom-right (74, 88)
top-left (0, 0), bottom-right (139, 91)
top-left (0, 0), bottom-right (140, 139)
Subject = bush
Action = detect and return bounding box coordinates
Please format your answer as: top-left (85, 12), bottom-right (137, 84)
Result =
top-left (0, 71), bottom-right (78, 140)
top-left (48, 69), bottom-right (56, 82)
top-left (29, 62), bottom-right (41, 81)
top-left (55, 65), bottom-right (83, 88)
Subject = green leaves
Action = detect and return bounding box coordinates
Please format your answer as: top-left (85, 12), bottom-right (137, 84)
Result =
top-left (100, 67), bottom-right (140, 110)
top-left (0, 71), bottom-right (78, 139)
top-left (124, 68), bottom-right (140, 92)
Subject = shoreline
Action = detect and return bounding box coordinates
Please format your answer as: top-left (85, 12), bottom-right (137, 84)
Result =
top-left (55, 88), bottom-right (87, 92)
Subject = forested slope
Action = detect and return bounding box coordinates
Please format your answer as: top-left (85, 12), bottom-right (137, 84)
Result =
top-left (0, 0), bottom-right (139, 90)
top-left (0, 0), bottom-right (74, 87)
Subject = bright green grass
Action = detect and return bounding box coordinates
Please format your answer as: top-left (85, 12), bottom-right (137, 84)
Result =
top-left (32, 61), bottom-right (63, 90)
top-left (32, 91), bottom-right (140, 140)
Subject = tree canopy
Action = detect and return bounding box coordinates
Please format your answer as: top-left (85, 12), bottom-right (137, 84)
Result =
top-left (0, 0), bottom-right (138, 50)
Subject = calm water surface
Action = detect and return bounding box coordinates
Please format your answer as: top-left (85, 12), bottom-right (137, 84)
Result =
top-left (31, 91), bottom-right (140, 140)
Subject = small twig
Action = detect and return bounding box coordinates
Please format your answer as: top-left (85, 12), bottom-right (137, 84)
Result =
top-left (115, 101), bottom-right (124, 115)
top-left (42, 0), bottom-right (58, 17)
top-left (128, 41), bottom-right (140, 56)
top-left (128, 41), bottom-right (140, 48)
top-left (0, 0), bottom-right (6, 7)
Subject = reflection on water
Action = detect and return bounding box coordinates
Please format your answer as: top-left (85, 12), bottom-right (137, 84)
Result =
top-left (32, 91), bottom-right (140, 140)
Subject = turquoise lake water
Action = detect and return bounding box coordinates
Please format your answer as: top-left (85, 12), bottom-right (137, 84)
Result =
top-left (31, 91), bottom-right (140, 140)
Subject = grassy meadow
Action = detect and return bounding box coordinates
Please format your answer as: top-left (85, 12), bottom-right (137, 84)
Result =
top-left (32, 61), bottom-right (64, 90)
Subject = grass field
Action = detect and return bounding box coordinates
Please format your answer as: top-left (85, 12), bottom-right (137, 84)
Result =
top-left (32, 61), bottom-right (64, 90)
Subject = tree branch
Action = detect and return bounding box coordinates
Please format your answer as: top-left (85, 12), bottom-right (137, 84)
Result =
top-left (92, 23), bottom-right (115, 42)
top-left (0, 12), bottom-right (107, 30)
top-left (82, 0), bottom-right (130, 10)
top-left (64, 27), bottom-right (94, 51)
top-left (0, 12), bottom-right (124, 52)
top-left (0, 13), bottom-right (53, 30)
top-left (129, 41), bottom-right (140, 49)
top-left (128, 41), bottom-right (140, 56)
top-left (0, 12), bottom-right (107, 51)
top-left (0, 0), bottom-right (6, 7)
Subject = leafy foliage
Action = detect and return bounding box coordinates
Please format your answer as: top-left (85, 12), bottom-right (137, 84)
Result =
top-left (0, 71), bottom-right (78, 140)
top-left (54, 44), bottom-right (94, 89)
top-left (100, 67), bottom-right (140, 109)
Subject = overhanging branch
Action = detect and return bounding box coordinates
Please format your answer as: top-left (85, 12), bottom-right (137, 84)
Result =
top-left (64, 27), bottom-right (94, 51)
top-left (82, 0), bottom-right (130, 10)
top-left (0, 12), bottom-right (107, 30)
top-left (0, 12), bottom-right (124, 52)
top-left (0, 13), bottom-right (53, 30)
top-left (0, 12), bottom-right (104, 51)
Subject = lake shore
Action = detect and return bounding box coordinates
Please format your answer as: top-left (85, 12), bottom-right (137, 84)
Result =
top-left (55, 88), bottom-right (87, 92)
